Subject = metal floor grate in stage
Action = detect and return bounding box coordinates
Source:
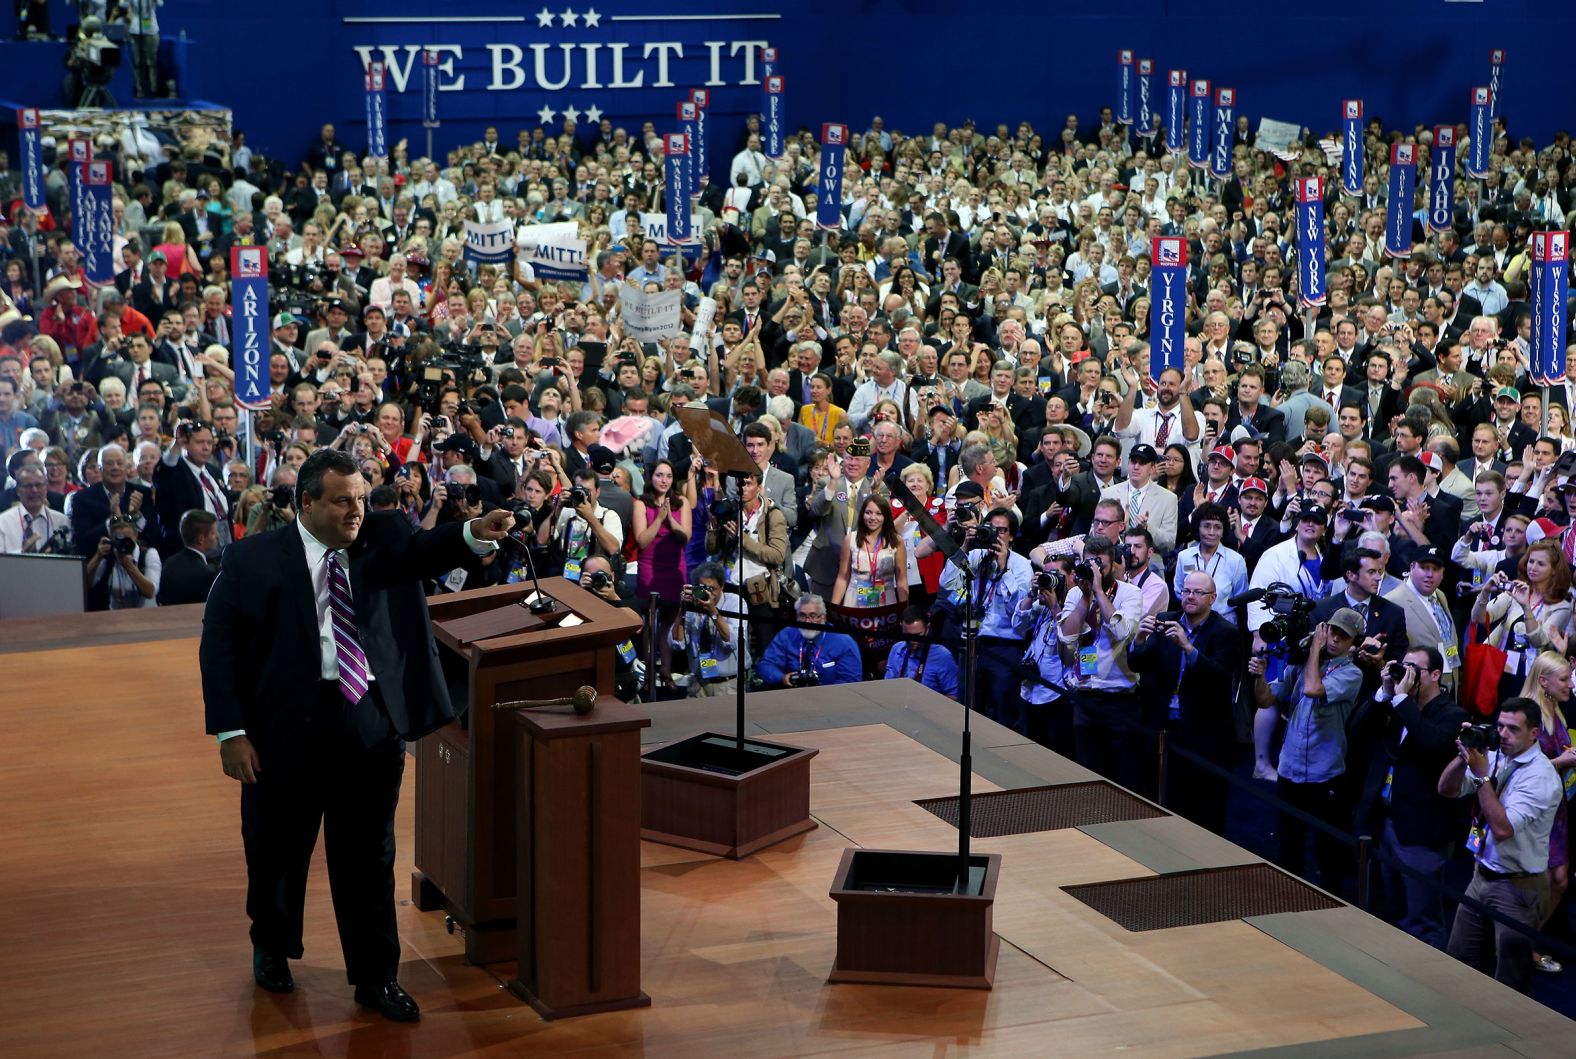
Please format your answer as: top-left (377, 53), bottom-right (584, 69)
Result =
top-left (1061, 863), bottom-right (1342, 931)
top-left (915, 781), bottom-right (1167, 837)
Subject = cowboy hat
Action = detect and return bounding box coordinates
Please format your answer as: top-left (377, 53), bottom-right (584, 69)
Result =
top-left (42, 274), bottom-right (83, 301)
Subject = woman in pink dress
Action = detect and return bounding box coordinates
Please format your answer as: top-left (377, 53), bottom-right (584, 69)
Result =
top-left (634, 460), bottom-right (692, 687)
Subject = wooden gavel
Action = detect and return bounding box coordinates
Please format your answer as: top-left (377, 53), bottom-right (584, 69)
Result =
top-left (495, 685), bottom-right (598, 715)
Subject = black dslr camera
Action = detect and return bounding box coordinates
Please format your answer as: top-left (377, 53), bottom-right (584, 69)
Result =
top-left (1036, 569), bottom-right (1065, 596)
top-left (1460, 723), bottom-right (1500, 752)
top-left (792, 668), bottom-right (821, 688)
top-left (113, 535), bottom-right (137, 556)
top-left (270, 485), bottom-right (294, 510)
top-left (586, 569), bottom-right (612, 591)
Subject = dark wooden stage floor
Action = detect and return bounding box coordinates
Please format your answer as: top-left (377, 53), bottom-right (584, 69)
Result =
top-left (2, 606), bottom-right (1572, 1057)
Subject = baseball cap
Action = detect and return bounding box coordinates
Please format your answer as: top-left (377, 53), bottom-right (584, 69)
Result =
top-left (1301, 450), bottom-right (1330, 469)
top-left (148, 250), bottom-right (166, 263)
top-left (434, 433), bottom-right (477, 455)
top-left (1494, 386), bottom-right (1520, 401)
top-left (1526, 517), bottom-right (1563, 544)
top-left (1208, 444), bottom-right (1236, 463)
top-left (1128, 443), bottom-right (1160, 464)
top-left (271, 312), bottom-right (297, 329)
top-left (326, 297), bottom-right (350, 314)
top-left (340, 243), bottom-right (366, 259)
top-left (588, 443), bottom-right (618, 475)
top-left (1359, 494), bottom-right (1397, 514)
top-left (953, 479), bottom-right (985, 500)
top-left (1297, 503), bottom-right (1329, 525)
top-left (1418, 452), bottom-right (1443, 474)
top-left (1327, 607), bottom-right (1365, 640)
top-left (1412, 545), bottom-right (1447, 567)
top-left (389, 321), bottom-right (411, 339)
top-left (1238, 476), bottom-right (1268, 496)
top-left (846, 437), bottom-right (871, 458)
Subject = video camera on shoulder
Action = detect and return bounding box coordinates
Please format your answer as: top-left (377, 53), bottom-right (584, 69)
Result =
top-left (1258, 583), bottom-right (1316, 656)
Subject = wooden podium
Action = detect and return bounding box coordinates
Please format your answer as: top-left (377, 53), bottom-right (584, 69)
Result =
top-left (505, 695), bottom-right (651, 1018)
top-left (412, 579), bottom-right (643, 964)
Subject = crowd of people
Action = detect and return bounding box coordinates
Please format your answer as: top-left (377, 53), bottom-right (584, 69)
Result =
top-left (2, 101), bottom-right (1575, 997)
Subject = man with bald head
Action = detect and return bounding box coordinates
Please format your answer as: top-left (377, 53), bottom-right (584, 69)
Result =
top-left (1127, 570), bottom-right (1244, 833)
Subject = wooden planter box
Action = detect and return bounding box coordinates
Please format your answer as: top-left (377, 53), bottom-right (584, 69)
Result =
top-left (640, 732), bottom-right (818, 859)
top-left (827, 848), bottom-right (1002, 989)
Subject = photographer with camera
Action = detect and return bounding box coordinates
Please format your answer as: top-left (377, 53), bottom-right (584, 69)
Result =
top-left (1057, 533), bottom-right (1147, 793)
top-left (940, 505), bottom-right (1034, 729)
top-left (757, 594), bottom-right (862, 689)
top-left (1129, 572), bottom-right (1244, 834)
top-left (1441, 697), bottom-right (1563, 994)
top-left (669, 563), bottom-right (743, 697)
top-left (1251, 609), bottom-right (1364, 891)
top-left (1361, 648), bottom-right (1470, 949)
top-left (85, 513), bottom-right (161, 610)
top-left (706, 469), bottom-right (789, 660)
top-left (552, 466), bottom-right (624, 585)
top-left (1010, 560), bottom-right (1073, 751)
top-left (578, 554), bottom-right (642, 700)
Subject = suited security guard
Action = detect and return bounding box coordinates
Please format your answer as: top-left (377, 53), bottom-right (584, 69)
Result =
top-left (201, 449), bottom-right (514, 1020)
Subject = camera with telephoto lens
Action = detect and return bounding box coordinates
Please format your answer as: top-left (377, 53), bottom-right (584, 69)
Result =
top-left (792, 668), bottom-right (821, 688)
top-left (448, 483), bottom-right (482, 510)
top-left (1460, 723), bottom-right (1500, 752)
top-left (710, 496), bottom-right (738, 524)
top-left (113, 535), bottom-right (137, 556)
top-left (270, 485), bottom-right (294, 510)
top-left (586, 569), bottom-right (611, 591)
top-left (1258, 584), bottom-right (1317, 655)
top-left (972, 521), bottom-right (1000, 551)
top-left (1036, 569), bottom-right (1065, 596)
top-left (568, 485), bottom-right (590, 508)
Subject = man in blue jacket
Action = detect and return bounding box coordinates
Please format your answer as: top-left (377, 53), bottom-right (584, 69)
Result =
top-left (758, 593), bottom-right (863, 688)
top-left (884, 606), bottom-right (960, 700)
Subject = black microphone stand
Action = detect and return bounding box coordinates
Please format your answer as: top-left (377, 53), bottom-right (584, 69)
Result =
top-left (884, 470), bottom-right (982, 895)
top-left (506, 509), bottom-right (556, 614)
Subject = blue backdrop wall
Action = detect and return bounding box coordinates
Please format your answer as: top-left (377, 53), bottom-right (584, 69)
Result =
top-left (15, 1), bottom-right (1576, 165)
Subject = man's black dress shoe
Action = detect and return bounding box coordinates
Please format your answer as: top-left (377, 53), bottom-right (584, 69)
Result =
top-left (252, 949), bottom-right (294, 993)
top-left (354, 981), bottom-right (421, 1022)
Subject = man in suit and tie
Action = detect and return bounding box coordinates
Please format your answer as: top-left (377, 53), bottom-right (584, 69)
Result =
top-left (1316, 353), bottom-right (1365, 415)
top-left (201, 449), bottom-right (514, 1020)
top-left (922, 212), bottom-right (970, 279)
top-left (1100, 443), bottom-right (1178, 554)
top-left (109, 333), bottom-right (182, 407)
top-left (1229, 477), bottom-right (1280, 568)
top-left (804, 437), bottom-right (873, 601)
top-left (1312, 544), bottom-right (1410, 697)
top-left (1127, 571), bottom-right (1244, 834)
top-left (157, 508), bottom-right (221, 605)
top-left (153, 420), bottom-right (234, 556)
top-left (1382, 547), bottom-right (1459, 692)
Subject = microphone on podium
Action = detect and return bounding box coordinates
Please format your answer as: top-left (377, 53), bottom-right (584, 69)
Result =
top-left (495, 685), bottom-right (598, 715)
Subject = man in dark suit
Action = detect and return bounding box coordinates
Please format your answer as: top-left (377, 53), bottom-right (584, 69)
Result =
top-left (65, 442), bottom-right (156, 556)
top-left (1128, 571), bottom-right (1243, 834)
top-left (1360, 648), bottom-right (1471, 948)
top-left (1312, 545), bottom-right (1409, 697)
top-left (1224, 365), bottom-right (1286, 444)
top-left (1228, 477), bottom-right (1280, 568)
top-left (921, 212), bottom-right (970, 281)
top-left (157, 508), bottom-right (221, 605)
top-left (152, 421), bottom-right (234, 556)
top-left (201, 448), bottom-right (514, 1020)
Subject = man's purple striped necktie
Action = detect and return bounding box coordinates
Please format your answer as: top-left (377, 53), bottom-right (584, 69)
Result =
top-left (326, 551), bottom-right (370, 703)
